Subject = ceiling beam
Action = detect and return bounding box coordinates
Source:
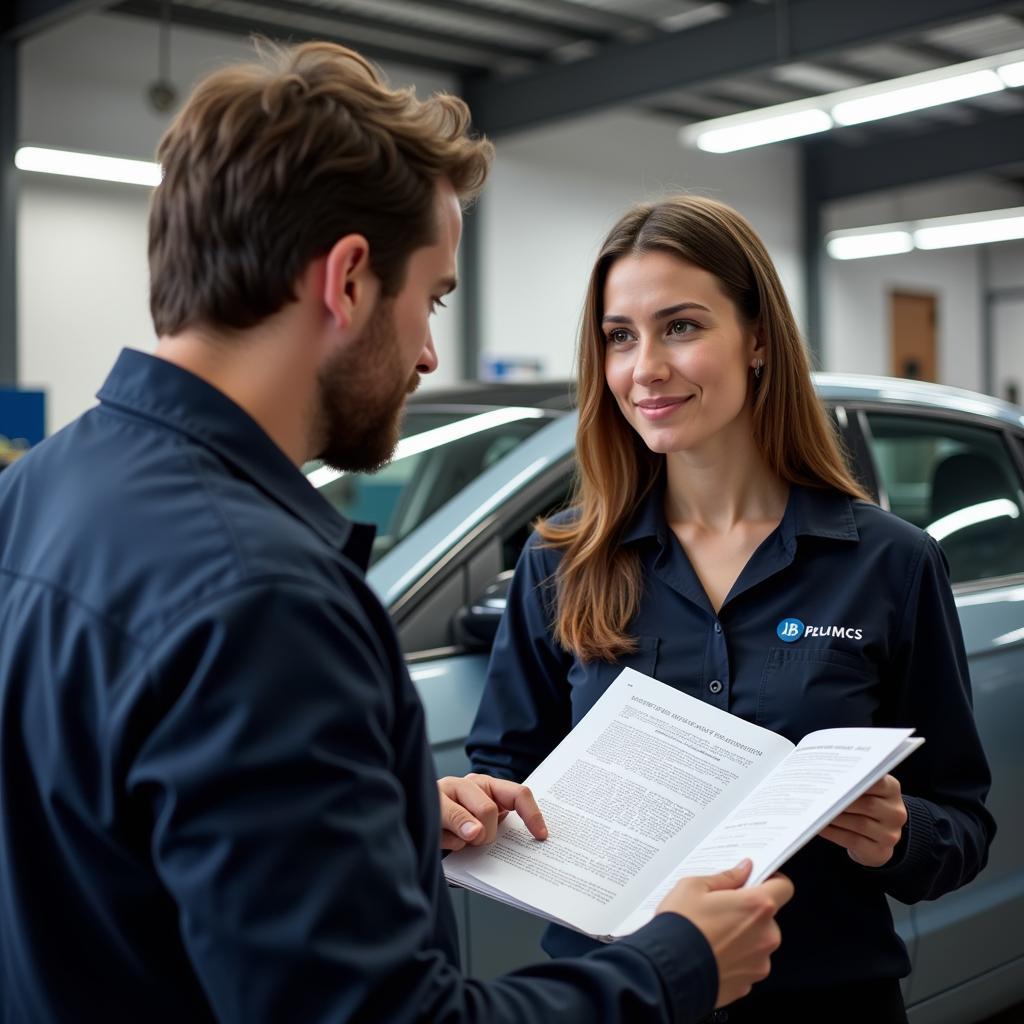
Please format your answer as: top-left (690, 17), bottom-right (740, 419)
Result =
top-left (236, 0), bottom-right (548, 63)
top-left (112, 0), bottom-right (478, 74)
top-left (806, 108), bottom-right (1024, 201)
top-left (463, 0), bottom-right (1023, 136)
top-left (3, 0), bottom-right (113, 39)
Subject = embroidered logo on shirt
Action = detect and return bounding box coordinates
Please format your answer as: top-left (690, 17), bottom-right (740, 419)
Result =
top-left (777, 618), bottom-right (805, 642)
top-left (777, 618), bottom-right (864, 643)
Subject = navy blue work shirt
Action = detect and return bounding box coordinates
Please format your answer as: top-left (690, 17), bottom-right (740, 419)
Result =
top-left (0, 350), bottom-right (719, 1023)
top-left (468, 476), bottom-right (996, 990)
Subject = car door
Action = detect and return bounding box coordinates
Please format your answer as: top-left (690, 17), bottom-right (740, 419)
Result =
top-left (852, 405), bottom-right (1024, 1017)
top-left (369, 414), bottom-right (578, 977)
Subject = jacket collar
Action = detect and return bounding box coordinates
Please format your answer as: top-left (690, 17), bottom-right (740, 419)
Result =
top-left (96, 348), bottom-right (374, 571)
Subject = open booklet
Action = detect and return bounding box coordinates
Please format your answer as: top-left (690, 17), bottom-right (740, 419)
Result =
top-left (444, 667), bottom-right (923, 942)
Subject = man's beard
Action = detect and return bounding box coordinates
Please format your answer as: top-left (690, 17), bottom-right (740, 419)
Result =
top-left (313, 297), bottom-right (419, 473)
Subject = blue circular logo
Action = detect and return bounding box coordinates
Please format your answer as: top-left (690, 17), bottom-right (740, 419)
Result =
top-left (776, 618), bottom-right (805, 643)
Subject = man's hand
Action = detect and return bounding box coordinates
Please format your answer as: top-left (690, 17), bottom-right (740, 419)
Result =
top-left (657, 859), bottom-right (793, 1008)
top-left (819, 774), bottom-right (908, 867)
top-left (437, 773), bottom-right (548, 851)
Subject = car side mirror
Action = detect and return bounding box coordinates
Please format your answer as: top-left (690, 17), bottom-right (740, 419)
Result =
top-left (453, 570), bottom-right (514, 650)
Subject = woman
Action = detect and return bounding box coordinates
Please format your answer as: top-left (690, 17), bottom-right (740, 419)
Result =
top-left (466, 196), bottom-right (995, 1022)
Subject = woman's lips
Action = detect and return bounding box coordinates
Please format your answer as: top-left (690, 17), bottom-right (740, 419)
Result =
top-left (634, 396), bottom-right (693, 420)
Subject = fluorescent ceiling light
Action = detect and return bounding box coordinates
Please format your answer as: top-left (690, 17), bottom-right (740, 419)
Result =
top-left (305, 407), bottom-right (546, 490)
top-left (1000, 60), bottom-right (1024, 87)
top-left (826, 231), bottom-right (913, 261)
top-left (15, 146), bottom-right (161, 187)
top-left (696, 108), bottom-right (831, 153)
top-left (914, 207), bottom-right (1024, 250)
top-left (682, 46), bottom-right (1024, 153)
top-left (827, 206), bottom-right (1024, 260)
top-left (831, 69), bottom-right (1003, 126)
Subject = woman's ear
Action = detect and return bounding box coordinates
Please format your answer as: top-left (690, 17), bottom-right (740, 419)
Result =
top-left (322, 234), bottom-right (377, 332)
top-left (750, 322), bottom-right (767, 364)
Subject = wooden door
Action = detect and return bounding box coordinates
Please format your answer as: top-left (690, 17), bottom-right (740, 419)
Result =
top-left (890, 291), bottom-right (937, 382)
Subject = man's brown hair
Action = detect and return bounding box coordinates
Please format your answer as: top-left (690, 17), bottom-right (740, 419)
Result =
top-left (149, 41), bottom-right (493, 336)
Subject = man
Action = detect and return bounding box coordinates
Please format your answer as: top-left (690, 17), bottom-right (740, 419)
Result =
top-left (0, 42), bottom-right (791, 1022)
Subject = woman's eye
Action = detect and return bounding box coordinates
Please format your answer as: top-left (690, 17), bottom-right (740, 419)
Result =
top-left (606, 328), bottom-right (633, 345)
top-left (430, 297), bottom-right (447, 315)
top-left (668, 319), bottom-right (697, 336)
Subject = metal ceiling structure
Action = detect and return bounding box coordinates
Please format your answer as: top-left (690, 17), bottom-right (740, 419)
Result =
top-left (4, 0), bottom-right (1024, 381)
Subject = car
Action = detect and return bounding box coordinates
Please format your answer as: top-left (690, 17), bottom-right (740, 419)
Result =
top-left (307, 374), bottom-right (1024, 1023)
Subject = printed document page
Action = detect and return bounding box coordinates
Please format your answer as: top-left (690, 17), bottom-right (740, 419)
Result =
top-left (444, 668), bottom-right (794, 938)
top-left (613, 727), bottom-right (921, 936)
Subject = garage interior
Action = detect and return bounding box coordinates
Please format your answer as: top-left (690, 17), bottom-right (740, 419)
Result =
top-left (3, 0), bottom-right (1024, 435)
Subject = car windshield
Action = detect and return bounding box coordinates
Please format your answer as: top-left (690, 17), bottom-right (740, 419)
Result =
top-left (304, 406), bottom-right (551, 563)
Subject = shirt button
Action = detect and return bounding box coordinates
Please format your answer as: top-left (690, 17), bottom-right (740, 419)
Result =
top-left (708, 679), bottom-right (723, 694)
top-left (713, 1011), bottom-right (729, 1023)
top-left (713, 622), bottom-right (722, 633)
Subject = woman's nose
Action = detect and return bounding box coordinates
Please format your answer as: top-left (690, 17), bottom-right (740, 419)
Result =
top-left (633, 339), bottom-right (668, 385)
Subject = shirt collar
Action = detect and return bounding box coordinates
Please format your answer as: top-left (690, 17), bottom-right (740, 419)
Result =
top-left (786, 483), bottom-right (859, 543)
top-left (620, 469), bottom-right (859, 546)
top-left (96, 348), bottom-right (374, 571)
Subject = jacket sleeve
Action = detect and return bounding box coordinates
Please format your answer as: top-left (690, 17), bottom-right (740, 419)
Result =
top-left (129, 580), bottom-right (716, 1024)
top-left (466, 531), bottom-right (576, 784)
top-left (872, 535), bottom-right (996, 903)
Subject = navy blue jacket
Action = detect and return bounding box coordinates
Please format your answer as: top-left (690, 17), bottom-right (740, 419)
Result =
top-left (468, 478), bottom-right (995, 989)
top-left (0, 350), bottom-right (718, 1023)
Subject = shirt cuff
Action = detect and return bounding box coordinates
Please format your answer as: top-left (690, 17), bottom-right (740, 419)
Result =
top-left (864, 795), bottom-right (937, 889)
top-left (618, 912), bottom-right (717, 1024)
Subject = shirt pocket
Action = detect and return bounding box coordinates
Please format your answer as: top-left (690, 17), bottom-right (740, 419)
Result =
top-left (567, 635), bottom-right (659, 726)
top-left (757, 646), bottom-right (881, 742)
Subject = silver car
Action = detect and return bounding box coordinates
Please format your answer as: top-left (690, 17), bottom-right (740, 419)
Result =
top-left (308, 374), bottom-right (1024, 1023)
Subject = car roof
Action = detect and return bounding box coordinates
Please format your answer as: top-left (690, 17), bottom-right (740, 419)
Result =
top-left (409, 380), bottom-right (575, 411)
top-left (411, 374), bottom-right (1024, 431)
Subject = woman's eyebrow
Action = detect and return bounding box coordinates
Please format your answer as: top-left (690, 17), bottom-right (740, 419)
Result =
top-left (651, 302), bottom-right (711, 320)
top-left (602, 302), bottom-right (710, 325)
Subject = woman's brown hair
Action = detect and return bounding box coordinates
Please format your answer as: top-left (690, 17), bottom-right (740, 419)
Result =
top-left (149, 41), bottom-right (492, 337)
top-left (538, 195), bottom-right (869, 662)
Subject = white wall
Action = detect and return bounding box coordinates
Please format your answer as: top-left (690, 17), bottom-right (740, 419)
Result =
top-left (822, 180), bottom-right (1024, 394)
top-left (17, 12), bottom-right (461, 432)
top-left (477, 109), bottom-right (804, 379)
top-left (990, 240), bottom-right (1024, 403)
top-left (823, 246), bottom-right (983, 388)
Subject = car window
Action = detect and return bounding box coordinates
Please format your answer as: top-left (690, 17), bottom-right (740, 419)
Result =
top-left (305, 407), bottom-right (551, 563)
top-left (864, 413), bottom-right (1024, 584)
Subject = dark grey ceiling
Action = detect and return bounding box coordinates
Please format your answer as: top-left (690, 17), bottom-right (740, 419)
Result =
top-left (7, 0), bottom-right (1024, 198)
top-left (93, 0), bottom-right (1024, 135)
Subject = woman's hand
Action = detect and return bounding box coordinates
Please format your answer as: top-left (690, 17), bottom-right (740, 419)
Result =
top-left (819, 774), bottom-right (908, 867)
top-left (437, 773), bottom-right (548, 851)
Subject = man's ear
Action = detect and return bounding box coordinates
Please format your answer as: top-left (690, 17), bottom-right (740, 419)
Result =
top-left (322, 234), bottom-right (378, 332)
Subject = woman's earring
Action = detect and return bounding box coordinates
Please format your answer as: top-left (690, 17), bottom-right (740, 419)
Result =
top-left (754, 359), bottom-right (764, 379)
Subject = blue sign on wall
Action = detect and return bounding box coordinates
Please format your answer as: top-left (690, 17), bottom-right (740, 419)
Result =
top-left (0, 389), bottom-right (46, 467)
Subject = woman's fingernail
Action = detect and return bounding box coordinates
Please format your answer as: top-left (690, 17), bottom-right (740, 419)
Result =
top-left (459, 821), bottom-right (481, 839)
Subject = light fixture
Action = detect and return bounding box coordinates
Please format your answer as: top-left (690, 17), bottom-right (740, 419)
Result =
top-left (826, 230), bottom-right (913, 261)
top-left (1000, 60), bottom-right (1024, 88)
top-left (914, 207), bottom-right (1024, 250)
top-left (697, 107), bottom-right (832, 153)
top-left (15, 146), bottom-right (161, 187)
top-left (830, 69), bottom-right (1002, 126)
top-left (827, 206), bottom-right (1024, 260)
top-left (682, 46), bottom-right (1024, 153)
